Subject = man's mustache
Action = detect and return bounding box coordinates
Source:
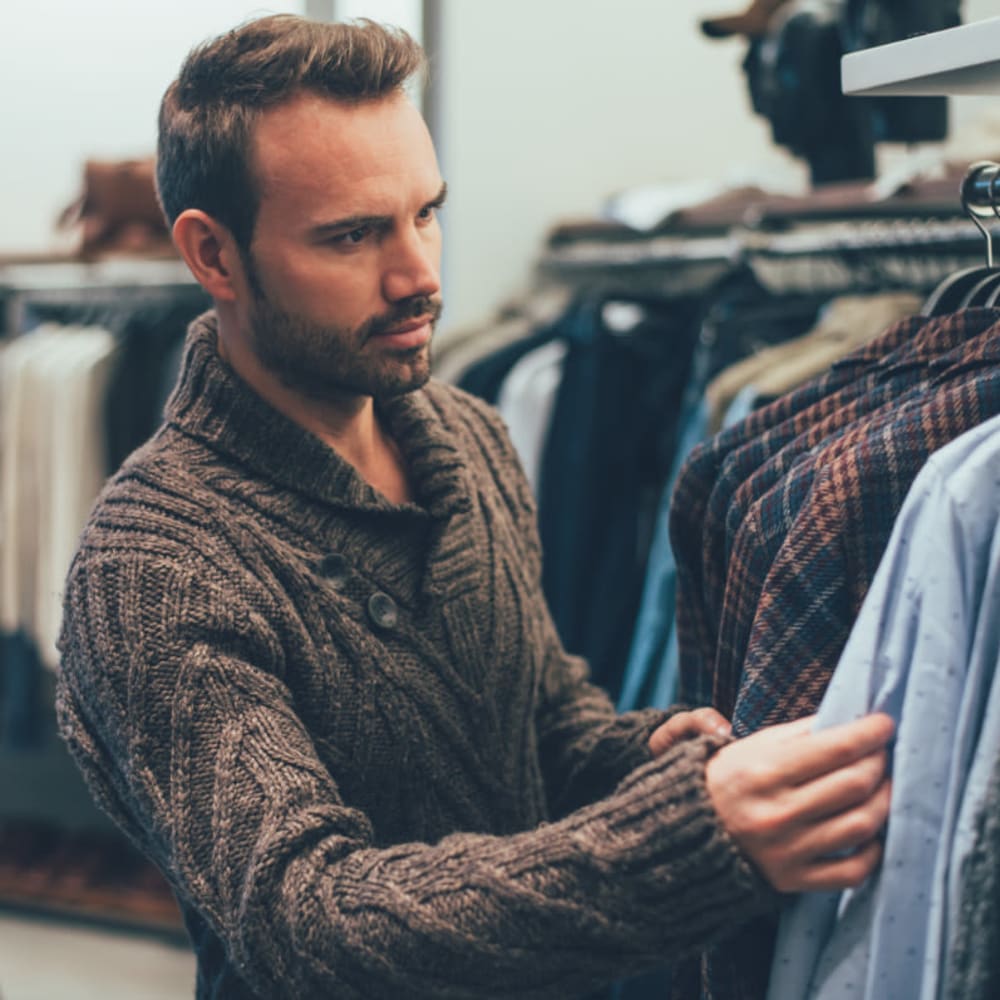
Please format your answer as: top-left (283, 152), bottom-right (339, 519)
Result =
top-left (364, 296), bottom-right (443, 339)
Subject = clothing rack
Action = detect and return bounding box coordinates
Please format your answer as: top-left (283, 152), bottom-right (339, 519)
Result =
top-left (0, 258), bottom-right (202, 940)
top-left (0, 258), bottom-right (201, 338)
top-left (537, 216), bottom-right (985, 301)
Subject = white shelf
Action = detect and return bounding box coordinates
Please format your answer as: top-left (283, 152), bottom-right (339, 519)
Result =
top-left (842, 17), bottom-right (1000, 97)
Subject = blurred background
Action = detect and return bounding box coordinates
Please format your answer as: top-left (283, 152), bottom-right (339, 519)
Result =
top-left (3, 2), bottom-right (1000, 997)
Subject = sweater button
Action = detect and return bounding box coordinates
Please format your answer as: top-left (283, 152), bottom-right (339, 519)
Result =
top-left (317, 553), bottom-right (349, 587)
top-left (367, 592), bottom-right (399, 629)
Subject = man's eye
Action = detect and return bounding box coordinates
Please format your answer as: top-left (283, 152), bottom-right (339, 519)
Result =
top-left (332, 227), bottom-right (369, 245)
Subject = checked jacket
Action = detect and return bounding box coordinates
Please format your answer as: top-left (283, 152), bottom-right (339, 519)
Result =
top-left (670, 312), bottom-right (930, 706)
top-left (712, 309), bottom-right (1000, 722)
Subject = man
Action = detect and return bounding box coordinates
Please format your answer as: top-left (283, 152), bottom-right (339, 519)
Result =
top-left (57, 15), bottom-right (893, 999)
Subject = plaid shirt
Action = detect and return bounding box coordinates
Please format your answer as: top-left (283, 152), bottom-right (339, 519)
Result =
top-left (671, 314), bottom-right (928, 706)
top-left (707, 309), bottom-right (1000, 718)
top-left (731, 324), bottom-right (1000, 734)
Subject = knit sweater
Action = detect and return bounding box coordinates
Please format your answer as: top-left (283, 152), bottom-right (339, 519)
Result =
top-left (56, 311), bottom-right (770, 999)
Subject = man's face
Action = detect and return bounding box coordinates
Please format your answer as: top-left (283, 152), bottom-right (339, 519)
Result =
top-left (238, 90), bottom-right (445, 402)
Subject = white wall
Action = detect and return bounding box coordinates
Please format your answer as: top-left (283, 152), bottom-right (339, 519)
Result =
top-left (0, 1), bottom-right (302, 256)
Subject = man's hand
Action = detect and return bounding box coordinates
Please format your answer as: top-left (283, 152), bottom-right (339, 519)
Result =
top-left (649, 708), bottom-right (732, 757)
top-left (705, 713), bottom-right (894, 894)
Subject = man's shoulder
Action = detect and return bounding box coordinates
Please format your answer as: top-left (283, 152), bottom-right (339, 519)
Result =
top-left (83, 425), bottom-right (229, 547)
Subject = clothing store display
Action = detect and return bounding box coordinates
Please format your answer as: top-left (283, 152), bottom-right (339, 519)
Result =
top-left (57, 312), bottom-right (772, 1000)
top-left (670, 306), bottom-right (1000, 1000)
top-left (432, 286), bottom-right (571, 386)
top-left (672, 310), bottom-right (934, 706)
top-left (704, 0), bottom-right (958, 183)
top-left (35, 328), bottom-right (117, 669)
top-left (741, 0), bottom-right (877, 184)
top-left (457, 320), bottom-right (559, 404)
top-left (767, 413), bottom-right (1000, 1000)
top-left (618, 277), bottom-right (829, 717)
top-left (0, 327), bottom-right (115, 745)
top-left (617, 399), bottom-right (710, 715)
top-left (842, 0), bottom-right (957, 144)
top-left (0, 269), bottom-right (208, 754)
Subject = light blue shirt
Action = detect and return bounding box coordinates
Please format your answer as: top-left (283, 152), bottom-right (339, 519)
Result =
top-left (618, 397), bottom-right (710, 712)
top-left (765, 411), bottom-right (1000, 1000)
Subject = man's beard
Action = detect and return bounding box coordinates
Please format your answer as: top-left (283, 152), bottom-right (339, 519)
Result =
top-left (244, 259), bottom-right (441, 403)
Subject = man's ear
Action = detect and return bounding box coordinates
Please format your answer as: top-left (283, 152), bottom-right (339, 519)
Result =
top-left (172, 209), bottom-right (244, 302)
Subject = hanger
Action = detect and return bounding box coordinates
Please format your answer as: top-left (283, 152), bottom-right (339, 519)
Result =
top-left (957, 270), bottom-right (1000, 309)
top-left (921, 161), bottom-right (1000, 317)
top-left (957, 182), bottom-right (1000, 307)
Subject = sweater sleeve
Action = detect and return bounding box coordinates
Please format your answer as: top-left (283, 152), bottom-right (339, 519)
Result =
top-left (57, 548), bottom-right (770, 1000)
top-left (534, 609), bottom-right (680, 817)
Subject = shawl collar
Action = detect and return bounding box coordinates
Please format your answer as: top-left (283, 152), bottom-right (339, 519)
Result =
top-left (165, 311), bottom-right (473, 523)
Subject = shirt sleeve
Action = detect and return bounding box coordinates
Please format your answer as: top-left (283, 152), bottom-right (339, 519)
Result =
top-left (57, 548), bottom-right (770, 1000)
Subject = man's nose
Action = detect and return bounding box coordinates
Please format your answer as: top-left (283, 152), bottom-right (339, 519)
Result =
top-left (381, 227), bottom-right (441, 304)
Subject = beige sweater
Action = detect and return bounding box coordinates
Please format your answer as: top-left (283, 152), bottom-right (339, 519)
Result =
top-left (57, 312), bottom-right (770, 999)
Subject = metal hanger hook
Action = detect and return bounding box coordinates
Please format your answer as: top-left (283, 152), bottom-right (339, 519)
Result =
top-left (960, 161), bottom-right (1000, 268)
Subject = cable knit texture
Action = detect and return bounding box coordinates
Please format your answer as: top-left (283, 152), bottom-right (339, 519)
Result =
top-left (57, 311), bottom-right (771, 999)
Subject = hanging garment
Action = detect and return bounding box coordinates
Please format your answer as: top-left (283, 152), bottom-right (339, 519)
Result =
top-left (671, 311), bottom-right (930, 706)
top-left (0, 331), bottom-right (56, 748)
top-left (457, 318), bottom-right (562, 405)
top-left (766, 412), bottom-right (1000, 1000)
top-left (945, 746), bottom-right (1000, 1000)
top-left (617, 399), bottom-right (710, 713)
top-left (0, 325), bottom-right (116, 745)
top-left (670, 310), bottom-right (1000, 1000)
top-left (728, 317), bottom-right (1000, 736)
top-left (496, 338), bottom-right (567, 497)
top-left (702, 292), bottom-right (922, 434)
top-left (538, 294), bottom-right (701, 699)
top-left (433, 287), bottom-right (572, 387)
top-left (672, 309), bottom-right (1000, 709)
top-left (619, 275), bottom-right (829, 713)
top-left (36, 328), bottom-right (116, 668)
top-left (710, 309), bottom-right (1000, 723)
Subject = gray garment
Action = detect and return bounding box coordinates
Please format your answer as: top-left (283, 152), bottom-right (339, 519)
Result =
top-left (945, 745), bottom-right (1000, 1000)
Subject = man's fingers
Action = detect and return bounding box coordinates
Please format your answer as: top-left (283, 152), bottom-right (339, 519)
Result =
top-left (779, 838), bottom-right (885, 894)
top-left (778, 713), bottom-right (895, 786)
top-left (649, 708), bottom-right (731, 756)
top-left (792, 749), bottom-right (889, 823)
top-left (784, 778), bottom-right (891, 862)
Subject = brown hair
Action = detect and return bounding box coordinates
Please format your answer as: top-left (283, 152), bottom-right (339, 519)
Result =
top-left (156, 15), bottom-right (425, 250)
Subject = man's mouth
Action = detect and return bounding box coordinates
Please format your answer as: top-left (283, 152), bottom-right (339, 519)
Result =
top-left (370, 316), bottom-right (434, 349)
